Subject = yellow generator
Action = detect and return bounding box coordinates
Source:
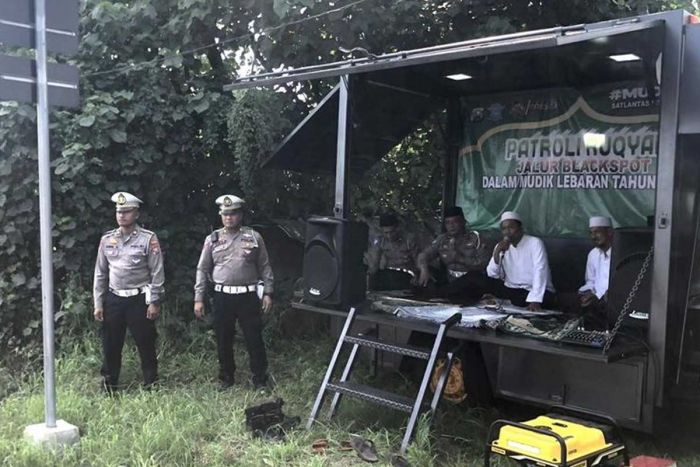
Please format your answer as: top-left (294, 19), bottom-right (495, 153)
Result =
top-left (485, 408), bottom-right (628, 467)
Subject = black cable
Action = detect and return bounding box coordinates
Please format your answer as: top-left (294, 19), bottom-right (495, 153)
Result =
top-left (83, 0), bottom-right (373, 79)
top-left (616, 330), bottom-right (661, 403)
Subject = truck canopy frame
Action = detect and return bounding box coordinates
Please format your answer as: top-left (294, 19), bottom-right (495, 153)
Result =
top-left (225, 10), bottom-right (700, 432)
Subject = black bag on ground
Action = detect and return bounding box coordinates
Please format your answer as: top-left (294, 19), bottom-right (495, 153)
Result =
top-left (244, 398), bottom-right (300, 441)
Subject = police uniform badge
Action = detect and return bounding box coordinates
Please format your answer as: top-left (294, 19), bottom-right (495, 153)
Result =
top-left (117, 193), bottom-right (126, 205)
top-left (241, 229), bottom-right (259, 256)
top-left (223, 196), bottom-right (233, 207)
top-left (104, 239), bottom-right (118, 255)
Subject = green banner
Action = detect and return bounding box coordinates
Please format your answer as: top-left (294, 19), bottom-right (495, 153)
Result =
top-left (457, 82), bottom-right (659, 237)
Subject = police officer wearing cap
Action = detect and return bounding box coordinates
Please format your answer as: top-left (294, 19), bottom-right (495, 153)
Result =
top-left (407, 206), bottom-right (494, 404)
top-left (194, 195), bottom-right (274, 389)
top-left (416, 206), bottom-right (490, 294)
top-left (367, 213), bottom-right (420, 290)
top-left (93, 192), bottom-right (165, 391)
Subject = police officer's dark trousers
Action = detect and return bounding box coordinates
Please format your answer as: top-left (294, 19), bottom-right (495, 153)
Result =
top-left (213, 291), bottom-right (268, 385)
top-left (101, 292), bottom-right (158, 388)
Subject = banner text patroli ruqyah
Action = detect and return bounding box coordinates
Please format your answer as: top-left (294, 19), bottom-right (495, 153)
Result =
top-left (457, 82), bottom-right (659, 237)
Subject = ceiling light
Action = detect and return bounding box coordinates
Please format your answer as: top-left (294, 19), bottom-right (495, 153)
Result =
top-left (609, 53), bottom-right (641, 62)
top-left (446, 73), bottom-right (472, 81)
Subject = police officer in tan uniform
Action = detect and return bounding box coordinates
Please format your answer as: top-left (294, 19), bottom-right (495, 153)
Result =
top-left (410, 206), bottom-right (494, 404)
top-left (93, 192), bottom-right (165, 392)
top-left (367, 213), bottom-right (419, 290)
top-left (416, 206), bottom-right (490, 297)
top-left (194, 195), bottom-right (274, 389)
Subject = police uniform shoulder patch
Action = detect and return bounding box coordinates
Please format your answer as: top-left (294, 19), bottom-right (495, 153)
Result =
top-left (149, 235), bottom-right (161, 255)
top-left (99, 229), bottom-right (117, 248)
top-left (209, 229), bottom-right (222, 243)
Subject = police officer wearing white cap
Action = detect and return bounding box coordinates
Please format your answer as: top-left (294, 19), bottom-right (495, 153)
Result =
top-left (194, 195), bottom-right (274, 389)
top-left (485, 211), bottom-right (556, 310)
top-left (93, 192), bottom-right (165, 392)
top-left (579, 216), bottom-right (613, 309)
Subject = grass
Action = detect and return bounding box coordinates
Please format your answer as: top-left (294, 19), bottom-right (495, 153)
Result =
top-left (1, 328), bottom-right (700, 466)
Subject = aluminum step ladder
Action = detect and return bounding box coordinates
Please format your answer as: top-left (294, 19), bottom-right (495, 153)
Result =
top-left (306, 307), bottom-right (462, 454)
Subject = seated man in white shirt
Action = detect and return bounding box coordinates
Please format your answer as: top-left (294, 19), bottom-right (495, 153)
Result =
top-left (578, 215), bottom-right (613, 327)
top-left (484, 211), bottom-right (557, 310)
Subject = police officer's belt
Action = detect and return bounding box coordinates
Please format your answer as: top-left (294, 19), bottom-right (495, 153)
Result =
top-left (387, 267), bottom-right (416, 277)
top-left (447, 269), bottom-right (468, 279)
top-left (214, 284), bottom-right (257, 294)
top-left (110, 286), bottom-right (147, 297)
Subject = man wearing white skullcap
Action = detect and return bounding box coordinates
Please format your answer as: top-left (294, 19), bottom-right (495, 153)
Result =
top-left (578, 216), bottom-right (613, 309)
top-left (484, 211), bottom-right (556, 310)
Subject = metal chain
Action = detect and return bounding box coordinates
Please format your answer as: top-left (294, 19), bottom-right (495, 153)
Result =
top-left (603, 246), bottom-right (654, 353)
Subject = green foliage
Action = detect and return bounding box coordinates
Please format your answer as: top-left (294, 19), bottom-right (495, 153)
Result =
top-left (226, 90), bottom-right (333, 218)
top-left (54, 274), bottom-right (96, 343)
top-left (0, 102), bottom-right (43, 356)
top-left (2, 336), bottom-right (700, 465)
top-left (352, 125), bottom-right (446, 234)
top-left (227, 90), bottom-right (293, 205)
top-left (258, 0), bottom-right (696, 71)
top-left (0, 0), bottom-right (276, 356)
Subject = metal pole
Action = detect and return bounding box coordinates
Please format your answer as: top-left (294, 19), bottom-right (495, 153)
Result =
top-left (334, 75), bottom-right (350, 218)
top-left (35, 0), bottom-right (57, 428)
top-left (648, 9), bottom-right (685, 406)
top-left (442, 99), bottom-right (461, 218)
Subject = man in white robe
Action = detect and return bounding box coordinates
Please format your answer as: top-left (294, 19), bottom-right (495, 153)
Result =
top-left (484, 211), bottom-right (557, 310)
top-left (578, 216), bottom-right (613, 327)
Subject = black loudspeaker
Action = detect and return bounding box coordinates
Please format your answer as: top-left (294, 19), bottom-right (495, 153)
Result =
top-left (608, 228), bottom-right (654, 329)
top-left (303, 216), bottom-right (368, 308)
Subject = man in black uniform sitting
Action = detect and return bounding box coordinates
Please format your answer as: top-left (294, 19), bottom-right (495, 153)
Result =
top-left (367, 213), bottom-right (420, 290)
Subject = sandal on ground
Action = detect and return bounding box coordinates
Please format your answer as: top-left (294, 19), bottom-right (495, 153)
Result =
top-left (338, 440), bottom-right (353, 452)
top-left (311, 438), bottom-right (328, 454)
top-left (350, 434), bottom-right (379, 463)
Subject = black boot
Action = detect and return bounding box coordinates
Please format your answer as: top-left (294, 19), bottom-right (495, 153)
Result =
top-left (219, 373), bottom-right (235, 390)
top-left (253, 374), bottom-right (271, 390)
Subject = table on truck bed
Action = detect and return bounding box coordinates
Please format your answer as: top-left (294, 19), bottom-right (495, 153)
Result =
top-left (291, 298), bottom-right (647, 363)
